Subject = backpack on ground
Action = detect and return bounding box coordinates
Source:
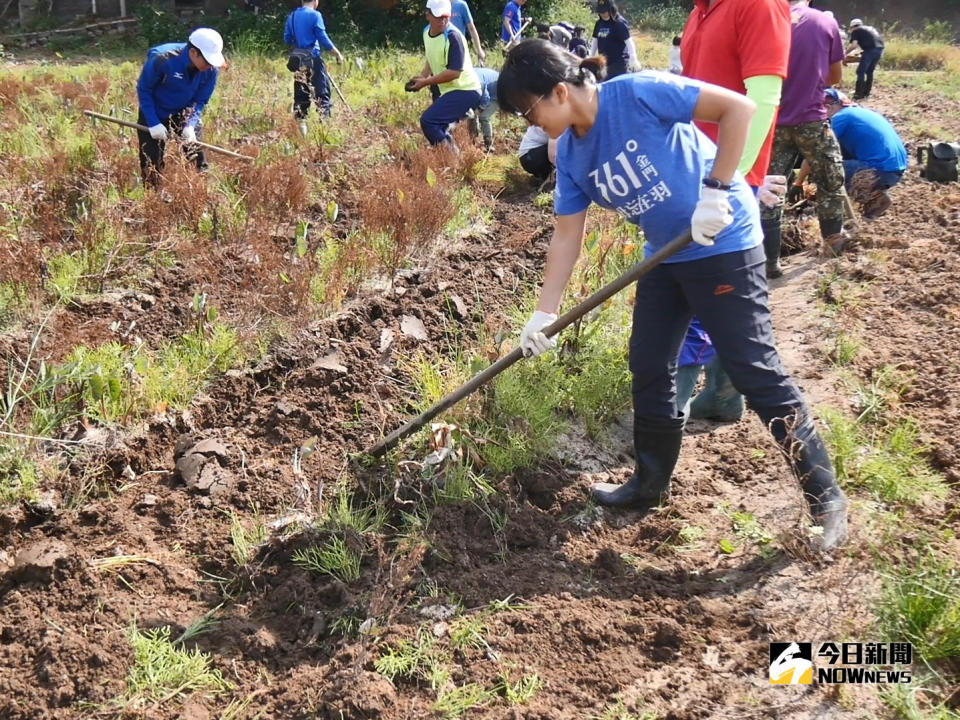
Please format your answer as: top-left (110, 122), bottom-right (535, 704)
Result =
top-left (917, 141), bottom-right (960, 182)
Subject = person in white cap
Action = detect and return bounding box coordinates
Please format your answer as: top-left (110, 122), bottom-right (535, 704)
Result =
top-left (136, 27), bottom-right (225, 185)
top-left (406, 0), bottom-right (481, 149)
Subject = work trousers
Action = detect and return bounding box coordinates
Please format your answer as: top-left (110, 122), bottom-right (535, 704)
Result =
top-left (137, 109), bottom-right (207, 186)
top-left (761, 120), bottom-right (846, 239)
top-left (294, 54), bottom-right (331, 118)
top-left (420, 89), bottom-right (481, 145)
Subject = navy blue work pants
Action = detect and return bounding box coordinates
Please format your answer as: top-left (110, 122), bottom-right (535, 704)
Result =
top-left (294, 54), bottom-right (331, 118)
top-left (420, 89), bottom-right (481, 145)
top-left (629, 244), bottom-right (807, 427)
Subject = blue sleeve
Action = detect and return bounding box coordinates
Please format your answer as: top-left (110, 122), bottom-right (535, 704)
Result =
top-left (554, 148), bottom-right (590, 216)
top-left (136, 55), bottom-right (163, 127)
top-left (283, 14), bottom-right (294, 45)
top-left (460, 1), bottom-right (473, 26)
top-left (503, 3), bottom-right (515, 21)
top-left (185, 70), bottom-right (218, 128)
top-left (313, 12), bottom-right (335, 51)
top-left (632, 72), bottom-right (701, 126)
top-left (446, 31), bottom-right (465, 72)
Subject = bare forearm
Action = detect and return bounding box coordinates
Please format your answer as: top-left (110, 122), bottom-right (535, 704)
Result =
top-left (537, 220), bottom-right (585, 313)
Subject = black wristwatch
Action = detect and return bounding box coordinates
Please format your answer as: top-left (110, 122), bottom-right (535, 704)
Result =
top-left (702, 177), bottom-right (732, 191)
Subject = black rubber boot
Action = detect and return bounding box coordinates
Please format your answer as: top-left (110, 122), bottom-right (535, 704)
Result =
top-left (853, 78), bottom-right (866, 100)
top-left (591, 414), bottom-right (684, 509)
top-left (761, 217), bottom-right (783, 279)
top-left (767, 412), bottom-right (849, 551)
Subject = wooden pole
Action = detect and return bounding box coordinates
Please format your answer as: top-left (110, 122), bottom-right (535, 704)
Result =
top-left (366, 231), bottom-right (693, 457)
top-left (83, 110), bottom-right (255, 163)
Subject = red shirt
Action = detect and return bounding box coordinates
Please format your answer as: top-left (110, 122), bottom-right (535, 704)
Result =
top-left (681, 0), bottom-right (791, 186)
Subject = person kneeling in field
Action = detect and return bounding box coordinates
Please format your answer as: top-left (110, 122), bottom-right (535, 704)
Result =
top-left (794, 89), bottom-right (906, 219)
top-left (407, 0), bottom-right (482, 151)
top-left (136, 28), bottom-right (225, 186)
top-left (500, 40), bottom-right (849, 551)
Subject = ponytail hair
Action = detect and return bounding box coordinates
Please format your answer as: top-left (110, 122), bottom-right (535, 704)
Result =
top-left (498, 39), bottom-right (607, 116)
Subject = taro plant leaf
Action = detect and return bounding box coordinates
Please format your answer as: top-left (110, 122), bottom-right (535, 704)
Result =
top-left (397, 188), bottom-right (405, 205)
top-left (279, 272), bottom-right (291, 284)
top-left (719, 538), bottom-right (736, 554)
top-left (326, 201), bottom-right (339, 224)
top-left (206, 306), bottom-right (218, 323)
top-left (584, 229), bottom-right (599, 254)
top-left (89, 372), bottom-right (106, 401)
top-left (426, 167), bottom-right (437, 188)
top-left (295, 220), bottom-right (309, 258)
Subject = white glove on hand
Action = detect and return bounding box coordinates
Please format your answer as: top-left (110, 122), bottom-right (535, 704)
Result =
top-left (181, 126), bottom-right (197, 144)
top-left (148, 123), bottom-right (167, 141)
top-left (691, 187), bottom-right (733, 246)
top-left (757, 174), bottom-right (787, 208)
top-left (520, 310), bottom-right (558, 358)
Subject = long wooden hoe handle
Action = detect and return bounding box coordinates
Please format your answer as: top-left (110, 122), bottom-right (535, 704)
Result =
top-left (83, 110), bottom-right (255, 162)
top-left (367, 231), bottom-right (693, 457)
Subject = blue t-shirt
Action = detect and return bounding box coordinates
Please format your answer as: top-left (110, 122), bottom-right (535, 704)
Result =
top-left (136, 43), bottom-right (218, 128)
top-left (283, 6), bottom-right (335, 54)
top-left (450, 0), bottom-right (474, 37)
top-left (830, 106), bottom-right (906, 173)
top-left (501, 0), bottom-right (522, 42)
top-left (476, 67), bottom-right (498, 107)
top-left (554, 72), bottom-right (761, 263)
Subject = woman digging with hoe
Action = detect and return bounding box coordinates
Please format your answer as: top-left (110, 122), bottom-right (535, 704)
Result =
top-left (499, 40), bottom-right (848, 551)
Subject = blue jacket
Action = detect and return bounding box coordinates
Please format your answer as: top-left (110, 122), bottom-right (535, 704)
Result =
top-left (137, 43), bottom-right (218, 128)
top-left (284, 6), bottom-right (335, 55)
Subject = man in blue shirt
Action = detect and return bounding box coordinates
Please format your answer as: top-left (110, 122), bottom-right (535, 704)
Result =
top-left (501, 0), bottom-right (526, 45)
top-left (797, 88), bottom-right (906, 218)
top-left (449, 0), bottom-right (485, 66)
top-left (469, 67), bottom-right (498, 152)
top-left (136, 27), bottom-right (225, 185)
top-left (284, 0), bottom-right (345, 128)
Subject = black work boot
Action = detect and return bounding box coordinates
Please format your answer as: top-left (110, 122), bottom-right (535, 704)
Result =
top-left (767, 411), bottom-right (849, 551)
top-left (591, 414), bottom-right (684, 509)
top-left (761, 217), bottom-right (783, 279)
top-left (853, 79), bottom-right (866, 100)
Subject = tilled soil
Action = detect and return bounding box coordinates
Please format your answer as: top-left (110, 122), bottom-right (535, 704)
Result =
top-left (2, 80), bottom-right (959, 720)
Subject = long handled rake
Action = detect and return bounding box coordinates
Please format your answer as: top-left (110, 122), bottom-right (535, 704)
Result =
top-left (366, 231), bottom-right (693, 457)
top-left (83, 110), bottom-right (255, 162)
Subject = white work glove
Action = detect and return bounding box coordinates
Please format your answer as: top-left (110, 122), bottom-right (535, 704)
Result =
top-left (148, 123), bottom-right (167, 141)
top-left (181, 126), bottom-right (197, 144)
top-left (519, 310), bottom-right (558, 357)
top-left (757, 174), bottom-right (787, 208)
top-left (690, 187), bottom-right (733, 246)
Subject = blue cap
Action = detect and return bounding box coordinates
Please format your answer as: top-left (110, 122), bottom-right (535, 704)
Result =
top-left (824, 87), bottom-right (841, 104)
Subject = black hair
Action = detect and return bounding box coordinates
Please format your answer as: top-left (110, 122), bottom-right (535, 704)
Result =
top-left (597, 1), bottom-right (619, 19)
top-left (536, 23), bottom-right (549, 32)
top-left (573, 25), bottom-right (585, 35)
top-left (498, 38), bottom-right (607, 116)
top-left (672, 35), bottom-right (681, 46)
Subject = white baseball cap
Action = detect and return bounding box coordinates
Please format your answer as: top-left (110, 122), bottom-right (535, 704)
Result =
top-left (188, 28), bottom-right (225, 68)
top-left (849, 18), bottom-right (863, 28)
top-left (426, 0), bottom-right (452, 17)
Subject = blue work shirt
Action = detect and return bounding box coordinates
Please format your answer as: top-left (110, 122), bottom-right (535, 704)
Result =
top-left (136, 43), bottom-right (218, 128)
top-left (476, 67), bottom-right (498, 108)
top-left (830, 106), bottom-right (906, 173)
top-left (501, 0), bottom-right (522, 43)
top-left (554, 72), bottom-right (761, 264)
top-left (450, 0), bottom-right (474, 37)
top-left (283, 6), bottom-right (335, 55)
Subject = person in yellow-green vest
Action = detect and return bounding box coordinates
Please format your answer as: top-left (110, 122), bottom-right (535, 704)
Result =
top-left (406, 0), bottom-right (482, 149)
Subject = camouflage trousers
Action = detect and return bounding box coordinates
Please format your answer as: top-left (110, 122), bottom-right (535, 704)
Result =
top-left (761, 120), bottom-right (845, 239)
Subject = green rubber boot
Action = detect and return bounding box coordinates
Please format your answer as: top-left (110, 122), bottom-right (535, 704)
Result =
top-left (689, 356), bottom-right (745, 422)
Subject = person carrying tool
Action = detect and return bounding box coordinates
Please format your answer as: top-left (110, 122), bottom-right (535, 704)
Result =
top-left (498, 40), bottom-right (848, 551)
top-left (845, 18), bottom-right (884, 100)
top-left (284, 0), bottom-right (344, 132)
top-left (136, 27), bottom-right (225, 186)
top-left (449, 0), bottom-right (486, 65)
top-left (793, 89), bottom-right (906, 219)
top-left (590, 0), bottom-right (638, 79)
top-left (407, 0), bottom-right (482, 149)
top-left (501, 0), bottom-right (527, 45)
top-left (760, 0), bottom-right (847, 277)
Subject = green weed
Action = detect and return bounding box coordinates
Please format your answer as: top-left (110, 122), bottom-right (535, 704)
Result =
top-left (0, 445), bottom-right (39, 506)
top-left (123, 624), bottom-right (228, 706)
top-left (877, 554), bottom-right (960, 666)
top-left (499, 671), bottom-right (542, 705)
top-left (432, 682), bottom-right (495, 718)
top-left (292, 536), bottom-right (362, 583)
top-left (229, 512), bottom-right (266, 567)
